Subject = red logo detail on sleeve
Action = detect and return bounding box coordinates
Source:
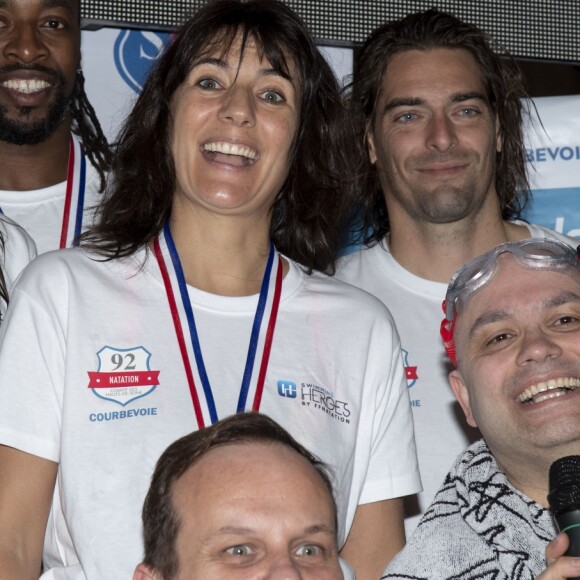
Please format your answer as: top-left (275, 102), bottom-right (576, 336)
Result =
top-left (405, 366), bottom-right (418, 381)
top-left (88, 371), bottom-right (160, 389)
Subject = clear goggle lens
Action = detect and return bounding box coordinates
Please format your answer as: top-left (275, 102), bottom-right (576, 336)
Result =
top-left (444, 238), bottom-right (580, 321)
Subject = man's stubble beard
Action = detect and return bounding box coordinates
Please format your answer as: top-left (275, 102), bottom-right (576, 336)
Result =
top-left (0, 66), bottom-right (72, 146)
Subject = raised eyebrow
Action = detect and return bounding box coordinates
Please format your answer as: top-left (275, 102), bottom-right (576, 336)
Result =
top-left (208, 523), bottom-right (335, 539)
top-left (191, 59), bottom-right (294, 84)
top-left (450, 92), bottom-right (489, 105)
top-left (382, 97), bottom-right (424, 114)
top-left (544, 291), bottom-right (580, 309)
top-left (260, 67), bottom-right (294, 84)
top-left (213, 526), bottom-right (255, 536)
top-left (302, 523), bottom-right (336, 536)
top-left (468, 309), bottom-right (511, 341)
top-left (467, 292), bottom-right (580, 340)
top-left (194, 57), bottom-right (229, 70)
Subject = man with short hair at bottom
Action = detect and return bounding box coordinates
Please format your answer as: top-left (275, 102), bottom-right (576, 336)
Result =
top-left (337, 9), bottom-right (576, 533)
top-left (133, 412), bottom-right (351, 580)
top-left (382, 238), bottom-right (580, 580)
top-left (0, 0), bottom-right (111, 254)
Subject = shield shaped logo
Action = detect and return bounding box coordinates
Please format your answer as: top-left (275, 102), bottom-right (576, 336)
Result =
top-left (114, 30), bottom-right (170, 94)
top-left (402, 348), bottom-right (418, 389)
top-left (88, 346), bottom-right (160, 407)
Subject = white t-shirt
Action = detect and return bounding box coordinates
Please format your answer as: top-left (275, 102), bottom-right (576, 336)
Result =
top-left (336, 221), bottom-right (576, 535)
top-left (0, 134), bottom-right (103, 255)
top-left (0, 245), bottom-right (421, 579)
top-left (0, 214), bottom-right (36, 319)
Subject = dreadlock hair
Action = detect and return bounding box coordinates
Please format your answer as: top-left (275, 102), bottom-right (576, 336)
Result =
top-left (70, 68), bottom-right (112, 192)
top-left (348, 9), bottom-right (531, 245)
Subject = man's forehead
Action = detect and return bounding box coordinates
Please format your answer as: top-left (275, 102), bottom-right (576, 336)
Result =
top-left (459, 261), bottom-right (580, 332)
top-left (182, 441), bottom-right (328, 493)
top-left (381, 47), bottom-right (487, 100)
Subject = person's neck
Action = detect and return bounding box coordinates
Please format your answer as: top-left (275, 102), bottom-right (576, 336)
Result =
top-left (168, 210), bottom-right (283, 296)
top-left (387, 201), bottom-right (529, 283)
top-left (495, 444), bottom-right (580, 508)
top-left (0, 120), bottom-right (71, 191)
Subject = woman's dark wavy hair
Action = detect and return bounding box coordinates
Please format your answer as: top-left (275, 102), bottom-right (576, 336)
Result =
top-left (0, 233), bottom-right (8, 320)
top-left (83, 0), bottom-right (356, 273)
top-left (347, 9), bottom-right (531, 245)
top-left (140, 412), bottom-right (336, 579)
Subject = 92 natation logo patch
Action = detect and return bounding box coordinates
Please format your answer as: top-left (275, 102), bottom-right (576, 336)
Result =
top-left (88, 346), bottom-right (160, 407)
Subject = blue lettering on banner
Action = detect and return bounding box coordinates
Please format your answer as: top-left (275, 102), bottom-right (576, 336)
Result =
top-left (89, 407), bottom-right (158, 422)
top-left (277, 380), bottom-right (297, 398)
top-left (525, 146), bottom-right (580, 163)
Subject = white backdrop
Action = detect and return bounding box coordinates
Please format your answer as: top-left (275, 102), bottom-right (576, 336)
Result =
top-left (81, 28), bottom-right (579, 240)
top-left (524, 96), bottom-right (580, 238)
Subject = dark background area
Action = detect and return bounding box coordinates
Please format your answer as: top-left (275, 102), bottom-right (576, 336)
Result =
top-left (81, 0), bottom-right (580, 98)
top-left (518, 60), bottom-right (580, 97)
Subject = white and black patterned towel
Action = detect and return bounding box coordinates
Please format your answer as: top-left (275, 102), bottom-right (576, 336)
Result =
top-left (382, 439), bottom-right (557, 580)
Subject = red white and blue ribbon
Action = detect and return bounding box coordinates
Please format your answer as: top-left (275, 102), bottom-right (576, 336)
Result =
top-left (153, 223), bottom-right (283, 428)
top-left (59, 134), bottom-right (87, 249)
top-left (0, 133), bottom-right (86, 248)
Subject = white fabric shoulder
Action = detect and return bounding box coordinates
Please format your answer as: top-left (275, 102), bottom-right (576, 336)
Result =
top-left (513, 220), bottom-right (578, 247)
top-left (337, 239), bottom-right (446, 300)
top-left (0, 133), bottom-right (104, 255)
top-left (314, 266), bottom-right (402, 325)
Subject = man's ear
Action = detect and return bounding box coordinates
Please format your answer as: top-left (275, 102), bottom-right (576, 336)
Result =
top-left (449, 370), bottom-right (478, 428)
top-left (133, 563), bottom-right (162, 580)
top-left (366, 122), bottom-right (377, 165)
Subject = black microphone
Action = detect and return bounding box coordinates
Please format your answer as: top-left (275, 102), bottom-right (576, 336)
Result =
top-left (548, 456), bottom-right (580, 579)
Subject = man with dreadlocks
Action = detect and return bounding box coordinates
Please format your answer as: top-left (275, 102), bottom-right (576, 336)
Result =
top-left (0, 0), bottom-right (111, 254)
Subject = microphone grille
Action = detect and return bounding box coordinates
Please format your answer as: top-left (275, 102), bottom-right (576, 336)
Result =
top-left (548, 455), bottom-right (580, 516)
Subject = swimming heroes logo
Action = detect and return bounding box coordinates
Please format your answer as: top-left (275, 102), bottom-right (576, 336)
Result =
top-left (277, 380), bottom-right (351, 424)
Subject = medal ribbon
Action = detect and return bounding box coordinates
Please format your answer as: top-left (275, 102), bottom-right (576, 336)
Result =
top-left (59, 134), bottom-right (87, 249)
top-left (153, 223), bottom-right (283, 428)
top-left (0, 133), bottom-right (86, 248)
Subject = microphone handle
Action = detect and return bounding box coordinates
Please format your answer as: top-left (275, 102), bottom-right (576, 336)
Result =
top-left (556, 511), bottom-right (580, 580)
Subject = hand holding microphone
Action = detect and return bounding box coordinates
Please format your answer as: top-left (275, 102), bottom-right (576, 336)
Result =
top-left (537, 534), bottom-right (580, 579)
top-left (544, 456), bottom-right (580, 580)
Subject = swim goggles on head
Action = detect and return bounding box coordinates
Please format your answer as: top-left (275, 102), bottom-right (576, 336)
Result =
top-left (440, 238), bottom-right (580, 367)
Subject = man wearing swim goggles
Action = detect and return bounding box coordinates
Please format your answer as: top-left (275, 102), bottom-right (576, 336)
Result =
top-left (384, 238), bottom-right (580, 580)
top-left (441, 238), bottom-right (580, 367)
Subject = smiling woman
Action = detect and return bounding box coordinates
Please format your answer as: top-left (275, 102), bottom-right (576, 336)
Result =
top-left (169, 35), bottom-right (299, 240)
top-left (84, 0), bottom-right (353, 274)
top-left (0, 1), bottom-right (421, 579)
